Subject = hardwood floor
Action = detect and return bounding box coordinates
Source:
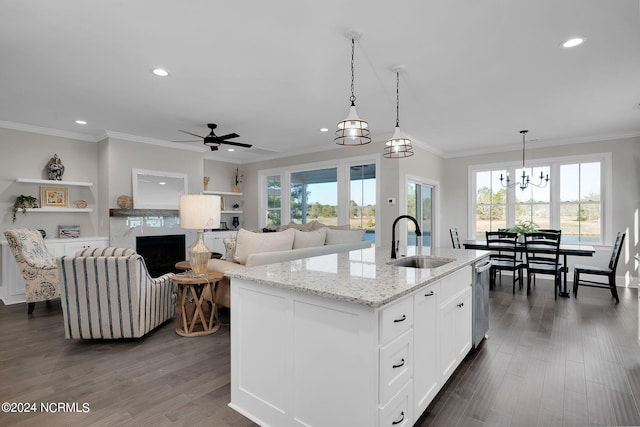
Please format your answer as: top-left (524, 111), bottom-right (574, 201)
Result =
top-left (1, 278), bottom-right (638, 426)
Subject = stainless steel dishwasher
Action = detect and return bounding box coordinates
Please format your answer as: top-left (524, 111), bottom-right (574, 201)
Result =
top-left (473, 257), bottom-right (492, 348)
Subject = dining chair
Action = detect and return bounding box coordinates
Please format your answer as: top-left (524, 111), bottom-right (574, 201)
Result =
top-left (524, 231), bottom-right (562, 299)
top-left (573, 232), bottom-right (625, 303)
top-left (449, 228), bottom-right (461, 249)
top-left (486, 231), bottom-right (525, 293)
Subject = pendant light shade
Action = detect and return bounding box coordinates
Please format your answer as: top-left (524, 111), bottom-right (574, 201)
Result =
top-left (335, 32), bottom-right (371, 146)
top-left (384, 67), bottom-right (414, 158)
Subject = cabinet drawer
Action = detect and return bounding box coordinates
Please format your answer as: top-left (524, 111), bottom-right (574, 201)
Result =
top-left (379, 380), bottom-right (413, 427)
top-left (379, 297), bottom-right (413, 345)
top-left (439, 266), bottom-right (471, 302)
top-left (379, 329), bottom-right (412, 405)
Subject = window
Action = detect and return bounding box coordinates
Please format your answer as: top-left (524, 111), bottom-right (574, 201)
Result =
top-left (260, 156), bottom-right (379, 243)
top-left (470, 154), bottom-right (610, 244)
top-left (408, 181), bottom-right (433, 249)
top-left (290, 168), bottom-right (338, 225)
top-left (350, 164), bottom-right (376, 242)
top-left (560, 162), bottom-right (600, 243)
top-left (265, 175), bottom-right (282, 226)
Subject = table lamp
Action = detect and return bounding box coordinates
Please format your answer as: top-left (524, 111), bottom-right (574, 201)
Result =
top-left (179, 194), bottom-right (221, 275)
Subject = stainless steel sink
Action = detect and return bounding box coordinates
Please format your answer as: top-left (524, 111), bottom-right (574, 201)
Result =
top-left (390, 256), bottom-right (455, 269)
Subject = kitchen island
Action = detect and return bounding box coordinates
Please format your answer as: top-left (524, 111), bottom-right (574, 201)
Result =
top-left (227, 246), bottom-right (489, 427)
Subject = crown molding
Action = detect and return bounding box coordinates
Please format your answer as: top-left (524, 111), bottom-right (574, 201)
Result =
top-left (0, 120), bottom-right (97, 142)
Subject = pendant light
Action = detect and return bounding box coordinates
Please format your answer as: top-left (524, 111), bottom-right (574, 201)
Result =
top-left (384, 66), bottom-right (414, 158)
top-left (335, 31), bottom-right (371, 146)
top-left (499, 130), bottom-right (550, 190)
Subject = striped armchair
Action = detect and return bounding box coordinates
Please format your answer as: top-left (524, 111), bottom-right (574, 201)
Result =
top-left (57, 247), bottom-right (175, 339)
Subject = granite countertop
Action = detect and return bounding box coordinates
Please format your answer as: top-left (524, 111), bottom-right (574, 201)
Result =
top-left (226, 246), bottom-right (490, 308)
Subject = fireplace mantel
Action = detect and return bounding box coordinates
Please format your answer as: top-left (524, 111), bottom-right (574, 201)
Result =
top-left (109, 209), bottom-right (178, 217)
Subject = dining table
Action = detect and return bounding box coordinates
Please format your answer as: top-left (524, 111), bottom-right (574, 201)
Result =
top-left (463, 240), bottom-right (596, 297)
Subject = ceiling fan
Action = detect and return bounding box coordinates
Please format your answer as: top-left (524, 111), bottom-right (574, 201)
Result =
top-left (174, 123), bottom-right (252, 151)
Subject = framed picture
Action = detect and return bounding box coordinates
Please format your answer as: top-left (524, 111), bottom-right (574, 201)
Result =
top-left (59, 225), bottom-right (80, 238)
top-left (220, 221), bottom-right (228, 230)
top-left (40, 186), bottom-right (69, 208)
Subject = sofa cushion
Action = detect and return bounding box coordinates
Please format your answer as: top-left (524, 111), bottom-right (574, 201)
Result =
top-left (325, 228), bottom-right (366, 245)
top-left (234, 228), bottom-right (295, 264)
top-left (293, 228), bottom-right (327, 249)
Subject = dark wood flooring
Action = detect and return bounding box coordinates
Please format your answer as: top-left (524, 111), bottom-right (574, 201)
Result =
top-left (1, 277), bottom-right (638, 426)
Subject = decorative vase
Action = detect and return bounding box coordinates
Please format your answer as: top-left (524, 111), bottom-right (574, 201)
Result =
top-left (233, 184), bottom-right (240, 193)
top-left (232, 216), bottom-right (240, 230)
top-left (203, 176), bottom-right (210, 191)
top-left (46, 154), bottom-right (65, 180)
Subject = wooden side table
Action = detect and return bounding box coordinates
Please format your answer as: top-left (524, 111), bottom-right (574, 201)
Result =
top-left (173, 271), bottom-right (224, 337)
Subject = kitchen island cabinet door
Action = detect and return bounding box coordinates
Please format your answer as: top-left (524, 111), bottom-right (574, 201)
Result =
top-left (439, 285), bottom-right (472, 382)
top-left (413, 282), bottom-right (440, 418)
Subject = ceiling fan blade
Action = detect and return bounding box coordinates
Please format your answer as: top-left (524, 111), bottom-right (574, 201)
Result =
top-left (179, 130), bottom-right (205, 138)
top-left (172, 139), bottom-right (200, 143)
top-left (212, 132), bottom-right (240, 140)
top-left (220, 140), bottom-right (253, 148)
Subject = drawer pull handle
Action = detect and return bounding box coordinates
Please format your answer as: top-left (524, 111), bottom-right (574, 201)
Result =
top-left (424, 291), bottom-right (434, 297)
top-left (393, 315), bottom-right (406, 323)
top-left (457, 302), bottom-right (464, 308)
top-left (392, 411), bottom-right (405, 425)
top-left (392, 358), bottom-right (405, 369)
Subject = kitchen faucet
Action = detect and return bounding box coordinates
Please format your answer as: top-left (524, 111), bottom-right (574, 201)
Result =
top-left (391, 215), bottom-right (422, 259)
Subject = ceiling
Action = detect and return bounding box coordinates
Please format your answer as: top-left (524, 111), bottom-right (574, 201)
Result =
top-left (1, 1), bottom-right (639, 164)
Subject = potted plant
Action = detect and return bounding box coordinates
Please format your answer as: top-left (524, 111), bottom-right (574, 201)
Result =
top-left (12, 194), bottom-right (39, 223)
top-left (507, 221), bottom-right (539, 241)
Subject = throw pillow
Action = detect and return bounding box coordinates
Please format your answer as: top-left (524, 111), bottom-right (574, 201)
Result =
top-left (328, 224), bottom-right (351, 230)
top-left (325, 228), bottom-right (366, 245)
top-left (223, 238), bottom-right (236, 260)
top-left (234, 228), bottom-right (295, 264)
top-left (293, 228), bottom-right (328, 249)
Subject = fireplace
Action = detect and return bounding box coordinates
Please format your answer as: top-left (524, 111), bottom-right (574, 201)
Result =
top-left (136, 234), bottom-right (185, 277)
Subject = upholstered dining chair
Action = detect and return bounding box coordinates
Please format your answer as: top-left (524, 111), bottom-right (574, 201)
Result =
top-left (524, 231), bottom-right (562, 299)
top-left (57, 247), bottom-right (175, 339)
top-left (573, 232), bottom-right (625, 303)
top-left (486, 231), bottom-right (525, 293)
top-left (4, 228), bottom-right (60, 314)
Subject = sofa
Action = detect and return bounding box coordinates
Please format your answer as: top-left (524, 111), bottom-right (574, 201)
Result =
top-left (208, 222), bottom-right (372, 307)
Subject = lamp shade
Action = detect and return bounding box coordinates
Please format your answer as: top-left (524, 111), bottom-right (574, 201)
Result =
top-left (179, 195), bottom-right (221, 230)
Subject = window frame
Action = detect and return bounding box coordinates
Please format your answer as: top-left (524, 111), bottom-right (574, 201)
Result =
top-left (259, 154), bottom-right (380, 244)
top-left (468, 152), bottom-right (612, 246)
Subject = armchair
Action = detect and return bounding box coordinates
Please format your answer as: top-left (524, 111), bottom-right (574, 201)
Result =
top-left (57, 247), bottom-right (175, 339)
top-left (3, 228), bottom-right (60, 314)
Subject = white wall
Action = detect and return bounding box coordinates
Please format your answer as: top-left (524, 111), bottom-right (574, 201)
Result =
top-left (442, 136), bottom-right (640, 283)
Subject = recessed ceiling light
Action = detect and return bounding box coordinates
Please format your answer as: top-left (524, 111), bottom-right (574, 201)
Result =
top-left (320, 128), bottom-right (329, 132)
top-left (152, 68), bottom-right (169, 77)
top-left (75, 120), bottom-right (87, 125)
top-left (561, 37), bottom-right (586, 48)
top-left (227, 148), bottom-right (235, 152)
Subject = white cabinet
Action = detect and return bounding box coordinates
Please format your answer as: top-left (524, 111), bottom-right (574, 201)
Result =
top-left (438, 267), bottom-right (473, 382)
top-left (230, 266), bottom-right (474, 427)
top-left (0, 237), bottom-right (108, 304)
top-left (413, 282), bottom-right (440, 418)
top-left (203, 231), bottom-right (237, 259)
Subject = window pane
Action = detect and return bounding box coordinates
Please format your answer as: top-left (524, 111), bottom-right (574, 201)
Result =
top-left (579, 203), bottom-right (601, 243)
top-left (560, 203), bottom-right (579, 241)
top-left (350, 164), bottom-right (376, 242)
top-left (291, 168), bottom-right (337, 225)
top-left (580, 162), bottom-right (600, 202)
top-left (267, 175), bottom-right (281, 208)
top-left (421, 186), bottom-right (432, 247)
top-left (560, 164), bottom-right (579, 202)
top-left (266, 210), bottom-right (281, 227)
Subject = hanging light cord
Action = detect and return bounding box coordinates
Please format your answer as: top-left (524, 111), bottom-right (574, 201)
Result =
top-left (395, 71), bottom-right (400, 127)
top-left (521, 130), bottom-right (527, 168)
top-left (349, 37), bottom-right (356, 106)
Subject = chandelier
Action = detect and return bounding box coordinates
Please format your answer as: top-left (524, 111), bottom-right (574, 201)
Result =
top-left (383, 66), bottom-right (414, 158)
top-left (499, 130), bottom-right (549, 190)
top-left (335, 31), bottom-right (371, 146)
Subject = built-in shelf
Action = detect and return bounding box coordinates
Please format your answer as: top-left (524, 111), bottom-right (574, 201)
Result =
top-left (221, 210), bottom-right (243, 214)
top-left (202, 190), bottom-right (243, 196)
top-left (25, 208), bottom-right (93, 213)
top-left (16, 178), bottom-right (93, 187)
